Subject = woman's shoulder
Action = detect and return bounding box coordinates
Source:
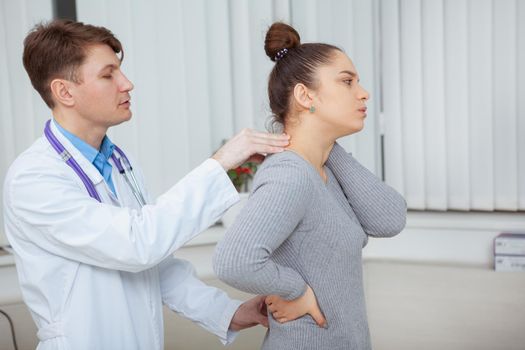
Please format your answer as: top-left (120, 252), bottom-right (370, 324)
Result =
top-left (253, 151), bottom-right (316, 190)
top-left (258, 150), bottom-right (312, 176)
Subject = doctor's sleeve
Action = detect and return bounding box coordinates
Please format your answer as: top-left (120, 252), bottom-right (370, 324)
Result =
top-left (158, 257), bottom-right (242, 345)
top-left (5, 158), bottom-right (239, 272)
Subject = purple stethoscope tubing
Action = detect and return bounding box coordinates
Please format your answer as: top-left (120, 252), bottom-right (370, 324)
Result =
top-left (44, 120), bottom-right (146, 206)
top-left (111, 146), bottom-right (147, 206)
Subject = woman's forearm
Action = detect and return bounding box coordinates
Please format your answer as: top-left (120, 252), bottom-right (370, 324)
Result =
top-left (326, 142), bottom-right (407, 237)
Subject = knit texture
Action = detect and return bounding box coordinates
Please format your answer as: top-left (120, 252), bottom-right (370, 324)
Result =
top-left (214, 143), bottom-right (407, 350)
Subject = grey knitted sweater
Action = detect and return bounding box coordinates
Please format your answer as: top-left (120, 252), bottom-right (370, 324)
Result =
top-left (213, 143), bottom-right (407, 350)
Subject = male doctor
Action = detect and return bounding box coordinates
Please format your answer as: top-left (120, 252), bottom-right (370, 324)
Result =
top-left (3, 20), bottom-right (289, 349)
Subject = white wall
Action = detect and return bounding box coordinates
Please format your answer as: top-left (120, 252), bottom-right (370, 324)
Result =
top-left (75, 0), bottom-right (380, 197)
top-left (0, 0), bottom-right (381, 245)
top-left (0, 1), bottom-right (524, 348)
top-left (0, 1), bottom-right (53, 246)
top-left (2, 217), bottom-right (525, 349)
top-left (381, 0), bottom-right (525, 211)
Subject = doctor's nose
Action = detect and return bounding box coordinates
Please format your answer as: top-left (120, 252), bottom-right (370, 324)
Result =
top-left (119, 72), bottom-right (134, 92)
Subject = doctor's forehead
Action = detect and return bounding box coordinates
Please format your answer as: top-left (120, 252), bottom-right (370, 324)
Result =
top-left (82, 44), bottom-right (122, 72)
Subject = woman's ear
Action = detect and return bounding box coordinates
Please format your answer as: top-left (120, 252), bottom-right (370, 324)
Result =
top-left (292, 83), bottom-right (315, 111)
top-left (50, 79), bottom-right (75, 108)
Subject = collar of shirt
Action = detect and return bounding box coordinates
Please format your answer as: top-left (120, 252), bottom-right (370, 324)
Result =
top-left (52, 119), bottom-right (117, 195)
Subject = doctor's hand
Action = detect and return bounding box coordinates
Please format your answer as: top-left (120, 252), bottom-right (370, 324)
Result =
top-left (212, 129), bottom-right (290, 170)
top-left (265, 286), bottom-right (327, 328)
top-left (229, 295), bottom-right (269, 331)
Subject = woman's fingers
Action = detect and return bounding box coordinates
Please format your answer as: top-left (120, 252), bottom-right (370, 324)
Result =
top-left (309, 307), bottom-right (327, 328)
top-left (265, 288), bottom-right (328, 328)
top-left (265, 295), bottom-right (277, 304)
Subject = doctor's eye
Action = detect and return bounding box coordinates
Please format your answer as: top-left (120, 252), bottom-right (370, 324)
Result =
top-left (343, 79), bottom-right (353, 86)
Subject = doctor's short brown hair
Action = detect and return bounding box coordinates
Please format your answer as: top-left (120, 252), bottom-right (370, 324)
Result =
top-left (22, 19), bottom-right (123, 108)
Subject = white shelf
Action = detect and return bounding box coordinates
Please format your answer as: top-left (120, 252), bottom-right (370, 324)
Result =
top-left (0, 247), bottom-right (15, 267)
top-left (0, 255), bottom-right (15, 267)
top-left (362, 211), bottom-right (525, 268)
top-left (184, 211), bottom-right (525, 268)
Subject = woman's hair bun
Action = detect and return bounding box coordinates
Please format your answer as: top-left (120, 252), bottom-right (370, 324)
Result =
top-left (264, 22), bottom-right (301, 62)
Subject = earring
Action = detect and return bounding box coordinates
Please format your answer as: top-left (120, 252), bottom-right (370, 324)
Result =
top-left (309, 106), bottom-right (316, 113)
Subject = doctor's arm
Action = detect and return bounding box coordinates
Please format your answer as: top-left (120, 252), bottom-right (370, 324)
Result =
top-left (325, 142), bottom-right (407, 237)
top-left (6, 157), bottom-right (238, 272)
top-left (158, 257), bottom-right (267, 345)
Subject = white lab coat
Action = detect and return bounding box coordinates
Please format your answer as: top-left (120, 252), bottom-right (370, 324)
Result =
top-left (3, 120), bottom-right (242, 350)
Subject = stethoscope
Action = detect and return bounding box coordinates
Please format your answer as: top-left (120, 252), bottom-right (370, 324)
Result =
top-left (44, 120), bottom-right (147, 207)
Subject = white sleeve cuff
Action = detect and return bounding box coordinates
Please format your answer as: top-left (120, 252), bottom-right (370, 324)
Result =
top-left (218, 299), bottom-right (243, 345)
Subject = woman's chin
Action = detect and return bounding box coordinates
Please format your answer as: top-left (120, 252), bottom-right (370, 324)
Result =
top-left (339, 122), bottom-right (364, 137)
top-left (353, 120), bottom-right (365, 132)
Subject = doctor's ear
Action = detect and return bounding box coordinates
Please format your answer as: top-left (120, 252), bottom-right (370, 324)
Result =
top-left (50, 79), bottom-right (75, 107)
top-left (292, 83), bottom-right (315, 112)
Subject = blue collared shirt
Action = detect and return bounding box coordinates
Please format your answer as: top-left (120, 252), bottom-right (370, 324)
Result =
top-left (54, 120), bottom-right (117, 196)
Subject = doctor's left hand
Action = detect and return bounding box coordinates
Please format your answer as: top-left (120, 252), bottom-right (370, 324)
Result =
top-left (212, 129), bottom-right (290, 170)
top-left (229, 295), bottom-right (269, 331)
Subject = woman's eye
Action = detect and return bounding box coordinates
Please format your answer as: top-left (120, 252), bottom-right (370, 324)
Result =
top-left (344, 79), bottom-right (353, 85)
top-left (102, 75), bottom-right (112, 79)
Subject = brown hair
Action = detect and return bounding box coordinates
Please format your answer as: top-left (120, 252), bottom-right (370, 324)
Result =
top-left (264, 22), bottom-right (341, 126)
top-left (22, 19), bottom-right (123, 108)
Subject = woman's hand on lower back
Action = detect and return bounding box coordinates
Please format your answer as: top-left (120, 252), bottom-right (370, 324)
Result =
top-left (265, 285), bottom-right (327, 328)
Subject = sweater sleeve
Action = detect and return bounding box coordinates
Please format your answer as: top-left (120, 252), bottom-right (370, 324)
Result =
top-left (213, 158), bottom-right (310, 300)
top-left (325, 142), bottom-right (407, 237)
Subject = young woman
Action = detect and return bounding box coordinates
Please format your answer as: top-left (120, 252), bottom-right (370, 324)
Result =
top-left (214, 22), bottom-right (407, 350)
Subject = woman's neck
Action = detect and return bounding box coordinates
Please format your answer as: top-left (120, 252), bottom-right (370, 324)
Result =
top-left (284, 121), bottom-right (335, 181)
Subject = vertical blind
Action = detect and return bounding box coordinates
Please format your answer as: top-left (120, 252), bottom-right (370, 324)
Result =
top-left (75, 0), bottom-right (380, 195)
top-left (0, 0), bottom-right (53, 246)
top-left (1, 0), bottom-right (523, 247)
top-left (381, 0), bottom-right (525, 211)
top-left (0, 0), bottom-right (378, 245)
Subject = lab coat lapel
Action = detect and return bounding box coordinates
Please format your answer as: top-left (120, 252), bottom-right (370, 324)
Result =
top-left (108, 158), bottom-right (145, 210)
top-left (48, 120), bottom-right (146, 209)
top-left (48, 120), bottom-right (105, 187)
